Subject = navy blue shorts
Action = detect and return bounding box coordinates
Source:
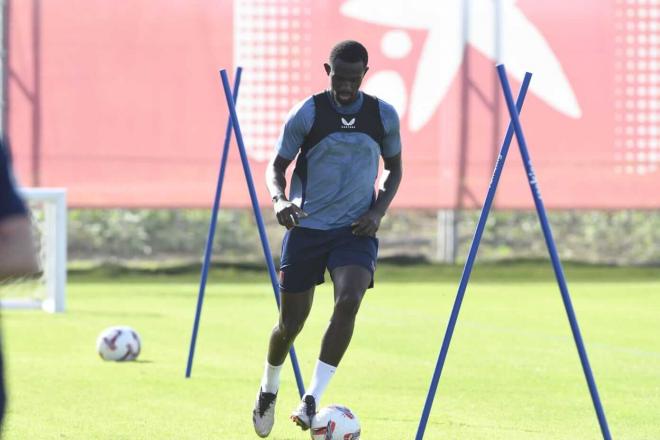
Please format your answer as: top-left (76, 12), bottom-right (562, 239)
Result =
top-left (279, 226), bottom-right (379, 293)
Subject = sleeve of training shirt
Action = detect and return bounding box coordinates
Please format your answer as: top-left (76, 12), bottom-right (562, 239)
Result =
top-left (274, 97), bottom-right (315, 160)
top-left (378, 100), bottom-right (402, 158)
top-left (0, 141), bottom-right (27, 220)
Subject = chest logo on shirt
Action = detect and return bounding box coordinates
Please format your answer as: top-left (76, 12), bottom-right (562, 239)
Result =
top-left (341, 117), bottom-right (356, 129)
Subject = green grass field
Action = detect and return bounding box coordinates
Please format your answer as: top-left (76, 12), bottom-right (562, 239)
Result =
top-left (2, 263), bottom-right (659, 439)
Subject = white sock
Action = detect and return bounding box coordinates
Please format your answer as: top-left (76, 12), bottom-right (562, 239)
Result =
top-left (305, 359), bottom-right (337, 405)
top-left (260, 361), bottom-right (283, 394)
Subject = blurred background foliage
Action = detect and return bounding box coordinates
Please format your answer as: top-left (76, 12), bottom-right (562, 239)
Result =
top-left (66, 209), bottom-right (660, 266)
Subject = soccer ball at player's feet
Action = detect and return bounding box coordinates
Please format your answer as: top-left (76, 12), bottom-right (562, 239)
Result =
top-left (310, 405), bottom-right (361, 440)
top-left (96, 326), bottom-right (141, 361)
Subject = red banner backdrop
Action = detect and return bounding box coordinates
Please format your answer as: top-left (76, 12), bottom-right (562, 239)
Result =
top-left (7, 0), bottom-right (660, 208)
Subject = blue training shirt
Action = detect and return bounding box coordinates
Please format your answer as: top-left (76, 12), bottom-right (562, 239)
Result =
top-left (275, 91), bottom-right (401, 230)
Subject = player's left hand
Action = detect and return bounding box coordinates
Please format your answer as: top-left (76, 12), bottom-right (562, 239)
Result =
top-left (351, 210), bottom-right (383, 237)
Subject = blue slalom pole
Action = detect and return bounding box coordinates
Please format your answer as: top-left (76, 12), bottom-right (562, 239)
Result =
top-left (186, 67), bottom-right (243, 378)
top-left (219, 69), bottom-right (306, 398)
top-left (497, 64), bottom-right (612, 440)
top-left (415, 73), bottom-right (532, 440)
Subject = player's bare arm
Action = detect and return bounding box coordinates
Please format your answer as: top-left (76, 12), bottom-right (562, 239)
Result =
top-left (0, 214), bottom-right (38, 280)
top-left (351, 152), bottom-right (403, 237)
top-left (0, 140), bottom-right (39, 281)
top-left (266, 154), bottom-right (308, 230)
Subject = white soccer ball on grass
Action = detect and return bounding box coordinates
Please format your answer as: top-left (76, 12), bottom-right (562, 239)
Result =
top-left (310, 405), bottom-right (361, 440)
top-left (96, 326), bottom-right (141, 361)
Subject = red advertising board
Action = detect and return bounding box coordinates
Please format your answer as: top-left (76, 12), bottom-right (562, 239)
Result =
top-left (7, 0), bottom-right (660, 208)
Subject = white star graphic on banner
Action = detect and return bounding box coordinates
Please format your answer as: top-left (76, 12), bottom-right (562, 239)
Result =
top-left (341, 0), bottom-right (582, 131)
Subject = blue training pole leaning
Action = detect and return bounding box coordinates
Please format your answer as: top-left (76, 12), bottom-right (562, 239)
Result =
top-left (186, 67), bottom-right (243, 378)
top-left (220, 69), bottom-right (306, 398)
top-left (415, 72), bottom-right (532, 440)
top-left (497, 64), bottom-right (611, 440)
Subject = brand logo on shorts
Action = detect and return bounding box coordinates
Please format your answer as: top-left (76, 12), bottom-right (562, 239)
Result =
top-left (341, 117), bottom-right (356, 129)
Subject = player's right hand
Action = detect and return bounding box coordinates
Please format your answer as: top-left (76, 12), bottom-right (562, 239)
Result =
top-left (274, 198), bottom-right (308, 230)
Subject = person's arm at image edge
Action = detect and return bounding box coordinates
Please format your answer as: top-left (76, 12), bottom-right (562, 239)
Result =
top-left (0, 143), bottom-right (39, 280)
top-left (0, 214), bottom-right (39, 279)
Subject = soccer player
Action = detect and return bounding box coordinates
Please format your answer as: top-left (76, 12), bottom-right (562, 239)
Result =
top-left (252, 40), bottom-right (403, 437)
top-left (0, 138), bottom-right (39, 427)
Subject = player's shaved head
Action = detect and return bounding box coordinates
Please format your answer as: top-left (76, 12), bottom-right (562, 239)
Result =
top-left (329, 40), bottom-right (368, 67)
top-left (324, 41), bottom-right (370, 106)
